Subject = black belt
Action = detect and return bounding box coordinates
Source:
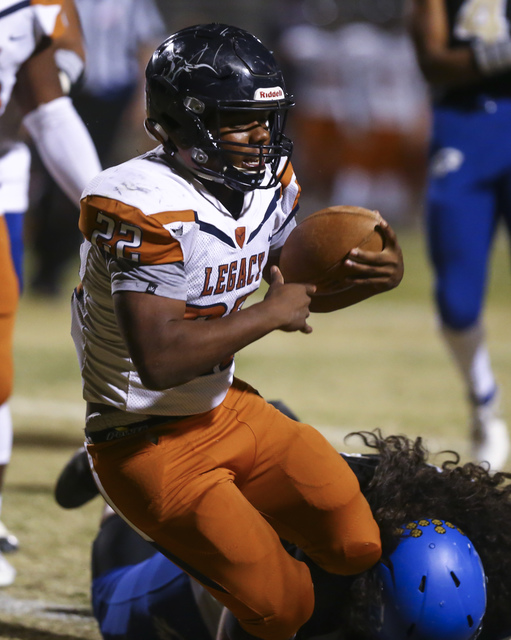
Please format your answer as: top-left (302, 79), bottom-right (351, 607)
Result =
top-left (85, 415), bottom-right (186, 444)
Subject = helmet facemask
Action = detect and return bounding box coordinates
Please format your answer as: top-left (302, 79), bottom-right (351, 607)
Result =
top-left (182, 101), bottom-right (293, 192)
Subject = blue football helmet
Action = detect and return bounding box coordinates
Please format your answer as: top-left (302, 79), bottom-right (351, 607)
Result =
top-left (376, 519), bottom-right (486, 640)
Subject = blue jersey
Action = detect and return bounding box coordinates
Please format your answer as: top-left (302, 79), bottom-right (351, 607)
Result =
top-left (92, 542), bottom-right (354, 640)
top-left (92, 554), bottom-right (216, 640)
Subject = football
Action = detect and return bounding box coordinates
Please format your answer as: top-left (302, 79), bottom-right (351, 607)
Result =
top-left (279, 205), bottom-right (385, 295)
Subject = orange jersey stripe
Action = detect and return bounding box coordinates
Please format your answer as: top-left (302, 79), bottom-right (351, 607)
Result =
top-left (31, 0), bottom-right (67, 38)
top-left (79, 195), bottom-right (195, 265)
top-left (280, 161), bottom-right (301, 211)
top-left (151, 210), bottom-right (196, 225)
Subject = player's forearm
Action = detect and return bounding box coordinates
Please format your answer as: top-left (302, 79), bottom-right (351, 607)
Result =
top-left (131, 298), bottom-right (287, 390)
top-left (408, 0), bottom-right (481, 86)
top-left (415, 46), bottom-right (481, 86)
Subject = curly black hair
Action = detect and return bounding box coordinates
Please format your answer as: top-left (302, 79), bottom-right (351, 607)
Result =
top-left (341, 430), bottom-right (511, 640)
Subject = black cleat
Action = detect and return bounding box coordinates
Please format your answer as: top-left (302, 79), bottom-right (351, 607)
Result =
top-left (54, 448), bottom-right (100, 509)
top-left (0, 521), bottom-right (19, 554)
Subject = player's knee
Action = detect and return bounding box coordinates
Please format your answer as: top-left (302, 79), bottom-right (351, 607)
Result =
top-left (437, 286), bottom-right (481, 330)
top-left (237, 577), bottom-right (314, 640)
top-left (440, 304), bottom-right (480, 331)
top-left (240, 602), bottom-right (313, 640)
top-left (314, 495), bottom-right (382, 576)
top-left (319, 529), bottom-right (382, 576)
top-left (334, 537), bottom-right (382, 575)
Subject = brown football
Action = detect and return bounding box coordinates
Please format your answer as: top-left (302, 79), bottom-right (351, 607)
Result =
top-left (279, 205), bottom-right (385, 295)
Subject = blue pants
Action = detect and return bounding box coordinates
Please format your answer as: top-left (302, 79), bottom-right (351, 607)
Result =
top-left (4, 212), bottom-right (24, 292)
top-left (426, 99), bottom-right (511, 330)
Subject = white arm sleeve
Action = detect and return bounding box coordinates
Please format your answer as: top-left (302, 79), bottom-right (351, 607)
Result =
top-left (22, 96), bottom-right (101, 206)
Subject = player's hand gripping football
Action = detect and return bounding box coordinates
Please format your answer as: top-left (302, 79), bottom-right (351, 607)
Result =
top-left (264, 266), bottom-right (316, 334)
top-left (342, 219), bottom-right (404, 291)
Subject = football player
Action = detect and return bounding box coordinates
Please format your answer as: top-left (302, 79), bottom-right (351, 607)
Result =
top-left (29, 0), bottom-right (166, 297)
top-left (0, 0), bottom-right (101, 585)
top-left (56, 414), bottom-right (509, 640)
top-left (409, 0), bottom-right (511, 469)
top-left (72, 23), bottom-right (403, 640)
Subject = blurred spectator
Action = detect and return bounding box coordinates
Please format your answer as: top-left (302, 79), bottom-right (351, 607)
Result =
top-left (28, 0), bottom-right (166, 297)
top-left (276, 0), bottom-right (429, 223)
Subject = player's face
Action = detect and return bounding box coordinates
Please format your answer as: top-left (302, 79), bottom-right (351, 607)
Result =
top-left (210, 110), bottom-right (272, 173)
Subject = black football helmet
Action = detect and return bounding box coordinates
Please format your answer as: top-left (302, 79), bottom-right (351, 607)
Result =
top-left (145, 23), bottom-right (295, 192)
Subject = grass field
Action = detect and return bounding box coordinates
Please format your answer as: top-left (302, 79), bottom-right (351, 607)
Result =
top-left (2, 224), bottom-right (510, 639)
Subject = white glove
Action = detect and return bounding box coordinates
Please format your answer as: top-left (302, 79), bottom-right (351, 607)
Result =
top-left (472, 38), bottom-right (511, 76)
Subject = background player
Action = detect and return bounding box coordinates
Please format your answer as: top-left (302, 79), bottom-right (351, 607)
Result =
top-left (72, 23), bottom-right (403, 640)
top-left (0, 0), bottom-right (101, 585)
top-left (408, 0), bottom-right (511, 469)
top-left (28, 0), bottom-right (166, 297)
top-left (55, 407), bottom-right (508, 640)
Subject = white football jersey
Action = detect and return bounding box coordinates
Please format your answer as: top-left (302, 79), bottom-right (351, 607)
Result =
top-left (0, 101), bottom-right (30, 212)
top-left (72, 147), bottom-right (301, 420)
top-left (0, 0), bottom-right (66, 117)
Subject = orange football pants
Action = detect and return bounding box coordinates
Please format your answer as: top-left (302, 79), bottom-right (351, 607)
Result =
top-left (0, 216), bottom-right (19, 405)
top-left (87, 378), bottom-right (381, 640)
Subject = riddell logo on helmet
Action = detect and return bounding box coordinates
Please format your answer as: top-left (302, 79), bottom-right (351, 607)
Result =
top-left (254, 87), bottom-right (284, 100)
